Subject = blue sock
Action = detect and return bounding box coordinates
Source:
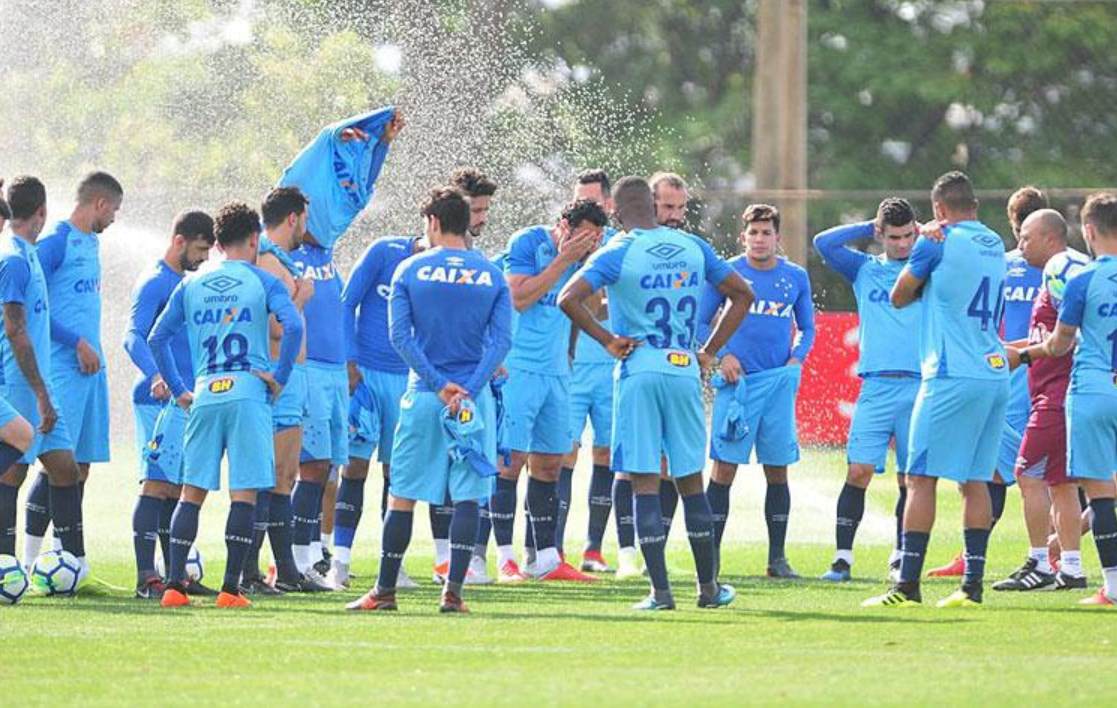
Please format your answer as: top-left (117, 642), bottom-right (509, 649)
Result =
top-left (291, 480), bottom-right (322, 548)
top-left (682, 492), bottom-right (716, 585)
top-left (474, 501), bottom-right (491, 559)
top-left (987, 482), bottom-right (1006, 531)
top-left (0, 483), bottom-right (18, 556)
top-left (158, 497), bottom-right (176, 569)
top-left (168, 501), bottom-right (200, 586)
top-left (242, 490), bottom-right (270, 578)
top-left (963, 527), bottom-right (990, 586)
top-left (613, 477), bottom-right (635, 548)
top-left (706, 480), bottom-right (731, 551)
top-left (527, 478), bottom-right (557, 553)
top-left (223, 501), bottom-right (255, 594)
top-left (659, 479), bottom-right (678, 534)
top-left (1089, 498), bottom-right (1117, 568)
top-left (49, 484), bottom-right (84, 558)
top-left (25, 472), bottom-right (50, 538)
top-left (132, 494), bottom-right (161, 582)
top-left (899, 530), bottom-right (929, 584)
top-left (835, 483), bottom-right (865, 553)
top-left (554, 467), bottom-right (574, 554)
top-left (376, 509), bottom-right (413, 593)
top-left (524, 493), bottom-right (535, 555)
top-left (764, 482), bottom-right (790, 563)
top-left (447, 501), bottom-right (479, 595)
top-left (333, 476), bottom-right (365, 553)
top-left (894, 484), bottom-right (907, 553)
top-left (635, 493), bottom-right (669, 591)
top-left (429, 500), bottom-right (453, 543)
top-left (586, 464), bottom-right (612, 552)
top-left (380, 475), bottom-right (390, 519)
top-left (267, 493), bottom-right (299, 582)
top-left (491, 477), bottom-right (516, 546)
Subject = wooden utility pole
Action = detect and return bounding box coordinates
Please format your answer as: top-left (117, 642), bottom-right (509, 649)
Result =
top-left (752, 0), bottom-right (808, 264)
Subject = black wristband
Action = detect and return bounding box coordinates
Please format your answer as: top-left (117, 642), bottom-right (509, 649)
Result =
top-left (1019, 350), bottom-right (1032, 367)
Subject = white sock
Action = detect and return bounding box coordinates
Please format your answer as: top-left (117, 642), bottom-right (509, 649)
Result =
top-left (434, 539), bottom-right (450, 566)
top-left (334, 546), bottom-right (351, 565)
top-left (23, 534), bottom-right (44, 569)
top-left (320, 533), bottom-right (330, 549)
top-left (619, 546), bottom-right (638, 563)
top-left (1029, 547), bottom-right (1052, 574)
top-left (293, 545), bottom-right (311, 573)
top-left (834, 550), bottom-right (853, 566)
top-left (497, 545), bottom-right (516, 566)
top-left (51, 535), bottom-right (63, 552)
top-left (888, 548), bottom-right (902, 565)
top-left (310, 540), bottom-right (322, 561)
top-left (1061, 550), bottom-right (1083, 577)
top-left (536, 547), bottom-right (560, 574)
top-left (1104, 567), bottom-right (1117, 598)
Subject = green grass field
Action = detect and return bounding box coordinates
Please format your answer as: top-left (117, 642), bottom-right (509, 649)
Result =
top-left (3, 448), bottom-right (1115, 706)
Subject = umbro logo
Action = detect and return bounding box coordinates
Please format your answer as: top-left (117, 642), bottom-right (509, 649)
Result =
top-left (972, 233), bottom-right (1001, 248)
top-left (646, 243), bottom-right (685, 261)
top-left (201, 275), bottom-right (242, 294)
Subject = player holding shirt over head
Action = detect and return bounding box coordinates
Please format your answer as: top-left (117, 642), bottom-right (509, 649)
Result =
top-left (813, 198), bottom-right (921, 582)
top-left (124, 210), bottom-right (215, 599)
top-left (864, 171), bottom-right (1009, 608)
top-left (22, 172), bottom-right (122, 567)
top-left (491, 200), bottom-right (606, 583)
top-left (0, 176), bottom-right (88, 580)
top-left (560, 176), bottom-right (754, 610)
top-left (698, 204), bottom-right (815, 579)
top-left (347, 187), bottom-right (511, 613)
top-left (151, 201), bottom-right (302, 609)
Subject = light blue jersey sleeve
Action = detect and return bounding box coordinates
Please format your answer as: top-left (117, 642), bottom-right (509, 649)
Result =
top-left (0, 255), bottom-right (30, 306)
top-left (791, 267), bottom-right (816, 361)
top-left (1058, 269), bottom-right (1091, 328)
top-left (692, 235), bottom-right (734, 287)
top-left (342, 244), bottom-right (380, 362)
top-left (263, 274), bottom-right (303, 386)
top-left (36, 232), bottom-right (81, 348)
top-left (505, 229), bottom-right (542, 276)
top-left (464, 279), bottom-right (513, 397)
top-left (124, 275), bottom-right (166, 379)
top-left (578, 236), bottom-right (629, 291)
top-left (388, 262), bottom-right (449, 393)
top-left (906, 235), bottom-right (944, 281)
top-left (149, 284), bottom-right (189, 398)
top-left (813, 222), bottom-right (873, 283)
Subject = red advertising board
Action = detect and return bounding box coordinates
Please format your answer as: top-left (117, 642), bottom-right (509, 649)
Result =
top-left (796, 312), bottom-right (861, 445)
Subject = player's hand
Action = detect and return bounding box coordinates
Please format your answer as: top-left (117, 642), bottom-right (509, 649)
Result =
top-left (150, 374), bottom-right (171, 401)
top-left (786, 356), bottom-right (801, 367)
top-left (175, 391), bottom-right (194, 411)
top-left (720, 353), bottom-right (743, 384)
top-left (438, 382), bottom-right (469, 415)
top-left (76, 338), bottom-right (102, 374)
top-left (339, 126), bottom-right (369, 143)
top-left (383, 112), bottom-right (406, 143)
top-left (252, 370), bottom-right (284, 400)
top-left (920, 220), bottom-right (947, 243)
top-left (558, 228), bottom-right (596, 264)
top-left (492, 365), bottom-right (507, 381)
top-left (697, 349), bottom-right (717, 374)
top-left (293, 277), bottom-right (315, 308)
top-left (35, 394), bottom-right (58, 434)
top-left (605, 335), bottom-right (639, 360)
top-left (347, 361), bottom-right (363, 394)
top-left (1006, 347), bottom-right (1022, 371)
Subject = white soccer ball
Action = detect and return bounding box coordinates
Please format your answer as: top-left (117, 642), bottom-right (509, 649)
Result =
top-left (1044, 250), bottom-right (1090, 303)
top-left (153, 546), bottom-right (204, 582)
top-left (31, 549), bottom-right (82, 596)
top-left (0, 554), bottom-right (30, 605)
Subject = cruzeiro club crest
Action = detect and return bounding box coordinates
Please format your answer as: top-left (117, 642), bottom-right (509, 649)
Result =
top-left (202, 275), bottom-right (242, 294)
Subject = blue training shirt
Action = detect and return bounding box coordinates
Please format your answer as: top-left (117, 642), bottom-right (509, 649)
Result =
top-left (36, 220), bottom-right (102, 370)
top-left (148, 260), bottom-right (302, 407)
top-left (1058, 254), bottom-right (1117, 396)
top-left (0, 232), bottom-right (52, 387)
top-left (905, 221), bottom-right (1009, 380)
top-left (343, 235), bottom-right (418, 374)
top-left (572, 226), bottom-right (620, 366)
top-left (388, 246), bottom-right (512, 397)
top-left (291, 241), bottom-right (346, 365)
top-left (813, 221), bottom-right (921, 376)
top-left (1001, 248), bottom-right (1043, 423)
top-left (576, 225), bottom-right (734, 379)
top-left (698, 255), bottom-right (815, 374)
top-left (124, 260), bottom-right (194, 404)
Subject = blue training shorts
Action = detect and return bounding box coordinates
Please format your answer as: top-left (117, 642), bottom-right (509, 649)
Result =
top-left (183, 399), bottom-right (275, 491)
top-left (710, 365), bottom-right (801, 467)
top-left (570, 362), bottom-right (613, 448)
top-left (348, 366), bottom-right (407, 464)
top-left (612, 372), bottom-right (705, 478)
top-left (272, 363), bottom-right (308, 431)
top-left (44, 368), bottom-right (109, 463)
top-left (2, 383), bottom-right (72, 465)
top-left (133, 402), bottom-right (161, 477)
top-left (142, 402), bottom-right (187, 485)
top-left (847, 375), bottom-right (920, 473)
top-left (0, 394), bottom-right (21, 429)
top-left (1066, 392), bottom-right (1117, 481)
top-left (502, 367), bottom-right (573, 455)
top-left (389, 387), bottom-right (497, 505)
top-left (301, 361), bottom-right (349, 466)
top-left (906, 376), bottom-right (1009, 483)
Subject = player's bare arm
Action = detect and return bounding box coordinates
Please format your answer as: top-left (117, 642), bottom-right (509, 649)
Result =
top-left (890, 269), bottom-right (924, 308)
top-left (558, 276), bottom-right (638, 358)
top-left (699, 272), bottom-right (753, 373)
top-left (4, 302), bottom-right (56, 432)
top-left (1015, 321), bottom-right (1078, 363)
top-left (508, 227), bottom-right (595, 312)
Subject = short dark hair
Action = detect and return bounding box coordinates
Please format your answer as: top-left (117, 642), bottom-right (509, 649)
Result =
top-left (6, 175), bottom-right (47, 220)
top-left (742, 203), bottom-right (780, 232)
top-left (931, 171), bottom-right (977, 212)
top-left (1081, 192), bottom-right (1117, 238)
top-left (650, 171), bottom-right (688, 194)
top-left (449, 167), bottom-right (498, 198)
top-left (1007, 186), bottom-right (1048, 235)
top-left (576, 169), bottom-right (611, 196)
top-left (76, 171), bottom-right (123, 204)
top-left (876, 197), bottom-right (916, 229)
top-left (172, 209), bottom-right (215, 244)
top-left (213, 201), bottom-right (261, 248)
top-left (261, 187), bottom-right (309, 229)
top-left (561, 199), bottom-right (608, 230)
top-left (421, 187), bottom-right (470, 236)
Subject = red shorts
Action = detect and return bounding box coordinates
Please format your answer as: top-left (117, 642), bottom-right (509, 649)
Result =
top-left (1013, 407), bottom-right (1068, 487)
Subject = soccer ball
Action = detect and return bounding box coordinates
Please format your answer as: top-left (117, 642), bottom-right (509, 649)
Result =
top-left (1044, 250), bottom-right (1090, 302)
top-left (31, 549), bottom-right (82, 596)
top-left (153, 546), bottom-right (204, 582)
top-left (0, 554), bottom-right (30, 605)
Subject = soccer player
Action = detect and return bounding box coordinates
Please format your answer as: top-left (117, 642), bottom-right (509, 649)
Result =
top-left (994, 209), bottom-right (1090, 591)
top-left (559, 175), bottom-right (753, 610)
top-left (347, 187), bottom-right (511, 613)
top-left (863, 171), bottom-right (1009, 608)
top-left (22, 172), bottom-right (122, 566)
top-left (450, 167), bottom-right (498, 247)
top-left (491, 200), bottom-right (606, 582)
top-left (0, 176), bottom-right (89, 579)
top-left (1010, 192), bottom-right (1117, 606)
top-left (813, 199), bottom-right (921, 582)
top-left (152, 201), bottom-right (302, 609)
top-left (698, 204), bottom-right (815, 579)
top-left (124, 209), bottom-right (215, 598)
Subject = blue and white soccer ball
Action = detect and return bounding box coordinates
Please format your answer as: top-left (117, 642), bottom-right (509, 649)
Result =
top-left (0, 554), bottom-right (30, 605)
top-left (1044, 250), bottom-right (1090, 302)
top-left (31, 549), bottom-right (82, 596)
top-left (153, 546), bottom-right (204, 582)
